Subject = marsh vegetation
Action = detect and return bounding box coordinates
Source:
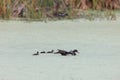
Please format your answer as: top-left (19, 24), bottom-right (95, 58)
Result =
top-left (0, 0), bottom-right (120, 20)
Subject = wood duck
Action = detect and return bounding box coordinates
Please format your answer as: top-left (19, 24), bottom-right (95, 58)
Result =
top-left (69, 49), bottom-right (79, 56)
top-left (55, 49), bottom-right (68, 56)
top-left (56, 49), bottom-right (79, 56)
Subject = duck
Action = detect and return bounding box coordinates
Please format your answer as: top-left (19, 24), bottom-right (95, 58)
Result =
top-left (33, 51), bottom-right (39, 56)
top-left (56, 49), bottom-right (79, 56)
top-left (54, 12), bottom-right (68, 17)
top-left (55, 49), bottom-right (68, 56)
top-left (40, 51), bottom-right (46, 54)
top-left (47, 50), bottom-right (54, 53)
top-left (69, 49), bottom-right (79, 56)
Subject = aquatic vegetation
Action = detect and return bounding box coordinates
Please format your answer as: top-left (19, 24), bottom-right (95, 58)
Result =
top-left (0, 0), bottom-right (119, 20)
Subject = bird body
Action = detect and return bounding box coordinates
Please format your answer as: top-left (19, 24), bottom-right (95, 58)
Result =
top-left (56, 49), bottom-right (79, 56)
top-left (33, 51), bottom-right (39, 56)
top-left (40, 51), bottom-right (46, 53)
top-left (47, 50), bottom-right (54, 53)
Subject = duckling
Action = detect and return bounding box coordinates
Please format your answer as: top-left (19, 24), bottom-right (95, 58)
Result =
top-left (40, 51), bottom-right (46, 54)
top-left (47, 50), bottom-right (54, 53)
top-left (33, 51), bottom-right (39, 56)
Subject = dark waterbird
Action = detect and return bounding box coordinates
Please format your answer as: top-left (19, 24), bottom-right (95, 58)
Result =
top-left (55, 49), bottom-right (69, 56)
top-left (56, 49), bottom-right (79, 56)
top-left (40, 51), bottom-right (46, 53)
top-left (47, 50), bottom-right (54, 53)
top-left (33, 51), bottom-right (39, 56)
top-left (54, 12), bottom-right (68, 17)
top-left (69, 49), bottom-right (79, 56)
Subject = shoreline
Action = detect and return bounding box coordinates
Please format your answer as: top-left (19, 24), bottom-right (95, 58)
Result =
top-left (1, 10), bottom-right (120, 22)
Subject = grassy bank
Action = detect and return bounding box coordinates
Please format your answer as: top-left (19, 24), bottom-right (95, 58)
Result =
top-left (0, 0), bottom-right (120, 20)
